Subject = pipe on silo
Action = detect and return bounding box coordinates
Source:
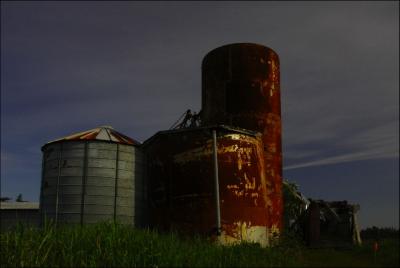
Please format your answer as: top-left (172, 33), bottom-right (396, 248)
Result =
top-left (212, 129), bottom-right (221, 235)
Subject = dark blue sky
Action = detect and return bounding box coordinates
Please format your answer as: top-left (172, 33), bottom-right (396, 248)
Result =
top-left (1, 1), bottom-right (398, 228)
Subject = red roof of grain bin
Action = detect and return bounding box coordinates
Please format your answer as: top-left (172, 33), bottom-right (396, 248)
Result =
top-left (43, 126), bottom-right (140, 147)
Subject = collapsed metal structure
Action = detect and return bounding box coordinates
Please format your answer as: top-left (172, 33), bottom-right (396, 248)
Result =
top-left (303, 200), bottom-right (362, 248)
top-left (282, 180), bottom-right (362, 247)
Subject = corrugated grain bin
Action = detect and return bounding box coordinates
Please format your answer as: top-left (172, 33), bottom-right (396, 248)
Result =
top-left (143, 125), bottom-right (270, 247)
top-left (201, 43), bottom-right (283, 233)
top-left (40, 126), bottom-right (145, 226)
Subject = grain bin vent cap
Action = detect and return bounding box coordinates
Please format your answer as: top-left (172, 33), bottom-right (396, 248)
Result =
top-left (43, 125), bottom-right (140, 147)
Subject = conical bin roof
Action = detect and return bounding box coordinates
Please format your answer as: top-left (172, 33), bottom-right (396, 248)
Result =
top-left (44, 125), bottom-right (140, 146)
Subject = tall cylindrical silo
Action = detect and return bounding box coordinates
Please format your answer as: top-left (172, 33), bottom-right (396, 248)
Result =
top-left (201, 43), bottom-right (283, 234)
top-left (39, 126), bottom-right (145, 226)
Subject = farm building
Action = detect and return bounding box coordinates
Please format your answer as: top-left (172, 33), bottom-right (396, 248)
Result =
top-left (0, 202), bottom-right (39, 231)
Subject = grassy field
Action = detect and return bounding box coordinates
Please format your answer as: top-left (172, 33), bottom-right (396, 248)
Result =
top-left (1, 222), bottom-right (398, 267)
top-left (299, 238), bottom-right (399, 267)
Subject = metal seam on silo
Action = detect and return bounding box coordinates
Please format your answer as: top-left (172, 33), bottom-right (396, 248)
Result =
top-left (80, 141), bottom-right (89, 225)
top-left (114, 143), bottom-right (120, 221)
top-left (212, 129), bottom-right (221, 235)
top-left (106, 128), bottom-right (113, 141)
top-left (55, 143), bottom-right (63, 224)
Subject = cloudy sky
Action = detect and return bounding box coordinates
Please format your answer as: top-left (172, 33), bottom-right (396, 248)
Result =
top-left (1, 1), bottom-right (398, 228)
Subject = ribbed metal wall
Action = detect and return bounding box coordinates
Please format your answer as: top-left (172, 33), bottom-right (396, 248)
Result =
top-left (40, 141), bottom-right (144, 225)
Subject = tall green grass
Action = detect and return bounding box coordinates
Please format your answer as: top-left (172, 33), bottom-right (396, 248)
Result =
top-left (1, 222), bottom-right (398, 267)
top-left (1, 222), bottom-right (302, 267)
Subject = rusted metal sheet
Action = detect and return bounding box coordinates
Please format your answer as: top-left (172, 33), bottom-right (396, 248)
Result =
top-left (143, 126), bottom-right (269, 246)
top-left (201, 43), bottom-right (283, 234)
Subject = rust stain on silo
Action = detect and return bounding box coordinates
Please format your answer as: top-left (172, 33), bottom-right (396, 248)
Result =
top-left (201, 43), bottom-right (283, 233)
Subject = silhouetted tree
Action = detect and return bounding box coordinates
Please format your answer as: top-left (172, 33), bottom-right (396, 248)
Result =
top-left (361, 226), bottom-right (399, 240)
top-left (0, 197), bottom-right (12, 202)
top-left (16, 194), bottom-right (23, 202)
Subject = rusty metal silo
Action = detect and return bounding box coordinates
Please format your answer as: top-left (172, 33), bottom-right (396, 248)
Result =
top-left (143, 126), bottom-right (269, 246)
top-left (201, 43), bottom-right (283, 234)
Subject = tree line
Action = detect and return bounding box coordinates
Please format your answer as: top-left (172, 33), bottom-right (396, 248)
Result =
top-left (360, 226), bottom-right (399, 240)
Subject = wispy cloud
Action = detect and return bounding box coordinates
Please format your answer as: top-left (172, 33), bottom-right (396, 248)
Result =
top-left (284, 148), bottom-right (398, 170)
top-left (284, 121), bottom-right (399, 170)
